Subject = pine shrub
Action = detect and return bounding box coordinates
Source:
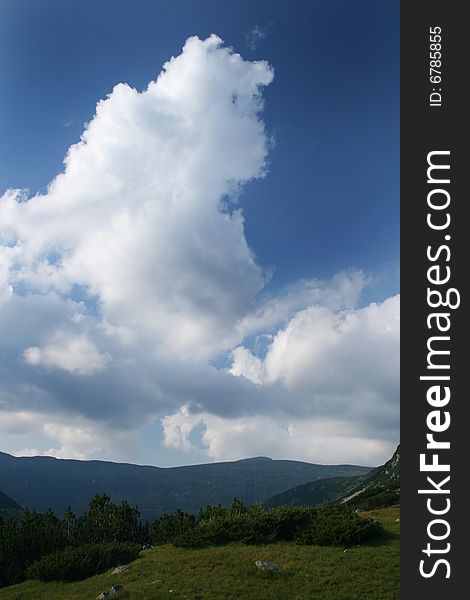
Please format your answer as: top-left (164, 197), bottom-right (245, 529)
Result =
top-left (295, 505), bottom-right (381, 546)
top-left (26, 542), bottom-right (140, 582)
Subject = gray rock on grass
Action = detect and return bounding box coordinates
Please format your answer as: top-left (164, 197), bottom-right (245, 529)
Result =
top-left (96, 584), bottom-right (126, 598)
top-left (111, 565), bottom-right (129, 575)
top-left (255, 560), bottom-right (280, 571)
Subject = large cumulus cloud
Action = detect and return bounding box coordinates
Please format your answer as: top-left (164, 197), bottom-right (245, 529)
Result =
top-left (0, 35), bottom-right (399, 465)
top-left (0, 34), bottom-right (272, 356)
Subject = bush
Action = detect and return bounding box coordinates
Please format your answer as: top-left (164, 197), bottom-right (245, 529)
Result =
top-left (174, 525), bottom-right (227, 549)
top-left (174, 504), bottom-right (382, 549)
top-left (26, 542), bottom-right (140, 582)
top-left (74, 496), bottom-right (147, 545)
top-left (149, 509), bottom-right (196, 545)
top-left (295, 505), bottom-right (381, 546)
top-left (0, 495), bottom-right (148, 588)
top-left (0, 508), bottom-right (68, 587)
top-left (174, 507), bottom-right (275, 548)
top-left (266, 506), bottom-right (317, 541)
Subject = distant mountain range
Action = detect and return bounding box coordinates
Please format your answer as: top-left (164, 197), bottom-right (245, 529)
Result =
top-left (0, 452), bottom-right (370, 520)
top-left (0, 489), bottom-right (23, 519)
top-left (265, 445), bottom-right (400, 510)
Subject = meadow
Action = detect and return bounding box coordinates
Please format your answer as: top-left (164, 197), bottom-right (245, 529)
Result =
top-left (0, 507), bottom-right (399, 600)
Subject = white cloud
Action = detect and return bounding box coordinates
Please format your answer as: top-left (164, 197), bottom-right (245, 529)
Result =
top-left (232, 294), bottom-right (399, 398)
top-left (238, 269), bottom-right (367, 341)
top-left (163, 294), bottom-right (399, 465)
top-left (261, 294), bottom-right (399, 394)
top-left (229, 347), bottom-right (264, 384)
top-left (0, 34), bottom-right (273, 358)
top-left (162, 409), bottom-right (396, 466)
top-left (0, 35), bottom-right (399, 465)
top-left (23, 333), bottom-right (110, 375)
top-left (0, 409), bottom-right (139, 461)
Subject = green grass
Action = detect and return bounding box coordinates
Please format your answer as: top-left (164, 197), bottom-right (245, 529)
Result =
top-left (0, 507), bottom-right (399, 600)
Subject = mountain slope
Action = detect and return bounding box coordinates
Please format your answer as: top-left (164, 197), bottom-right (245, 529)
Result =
top-left (265, 445), bottom-right (400, 509)
top-left (340, 444), bottom-right (399, 509)
top-left (0, 489), bottom-right (23, 519)
top-left (0, 507), bottom-right (400, 600)
top-left (0, 452), bottom-right (370, 520)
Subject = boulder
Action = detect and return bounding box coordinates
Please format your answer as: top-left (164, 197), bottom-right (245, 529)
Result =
top-left (255, 560), bottom-right (280, 571)
top-left (111, 565), bottom-right (129, 575)
top-left (96, 585), bottom-right (126, 598)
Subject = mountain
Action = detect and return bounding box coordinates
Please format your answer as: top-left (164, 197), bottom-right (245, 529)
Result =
top-left (0, 452), bottom-right (370, 521)
top-left (265, 445), bottom-right (400, 510)
top-left (0, 489), bottom-right (23, 519)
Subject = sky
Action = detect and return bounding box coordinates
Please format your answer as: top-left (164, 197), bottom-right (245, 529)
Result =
top-left (0, 0), bottom-right (399, 467)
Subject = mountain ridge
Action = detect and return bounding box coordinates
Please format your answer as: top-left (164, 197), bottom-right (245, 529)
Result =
top-left (0, 451), bottom-right (371, 520)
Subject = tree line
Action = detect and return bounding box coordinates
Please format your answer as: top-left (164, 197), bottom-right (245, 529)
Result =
top-left (0, 494), bottom-right (382, 587)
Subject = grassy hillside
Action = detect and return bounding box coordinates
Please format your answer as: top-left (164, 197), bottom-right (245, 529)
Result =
top-left (0, 490), bottom-right (22, 520)
top-left (1, 507), bottom-right (399, 600)
top-left (265, 445), bottom-right (400, 510)
top-left (0, 452), bottom-right (370, 520)
top-left (264, 475), bottom-right (360, 509)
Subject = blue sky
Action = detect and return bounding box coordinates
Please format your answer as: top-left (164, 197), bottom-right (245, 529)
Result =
top-left (0, 1), bottom-right (399, 467)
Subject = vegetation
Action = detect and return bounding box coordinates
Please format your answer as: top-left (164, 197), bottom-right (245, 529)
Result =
top-left (0, 490), bottom-right (22, 520)
top-left (0, 495), bottom-right (147, 588)
top-left (266, 445), bottom-right (400, 511)
top-left (171, 501), bottom-right (380, 549)
top-left (0, 507), bottom-right (400, 600)
top-left (0, 448), bottom-right (400, 597)
top-left (1, 495), bottom-right (382, 588)
top-left (346, 487), bottom-right (400, 511)
top-left (264, 475), bottom-right (361, 509)
top-left (26, 542), bottom-right (140, 582)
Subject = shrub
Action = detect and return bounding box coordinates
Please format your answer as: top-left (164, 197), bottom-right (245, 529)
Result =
top-left (173, 524), bottom-right (227, 549)
top-left (174, 504), bottom-right (382, 549)
top-left (149, 509), bottom-right (196, 545)
top-left (266, 506), bottom-right (316, 541)
top-left (0, 495), bottom-right (147, 588)
top-left (174, 505), bottom-right (313, 548)
top-left (0, 508), bottom-right (68, 587)
top-left (74, 495), bottom-right (146, 545)
top-left (295, 505), bottom-right (381, 546)
top-left (26, 542), bottom-right (140, 582)
top-left (176, 511), bottom-right (280, 548)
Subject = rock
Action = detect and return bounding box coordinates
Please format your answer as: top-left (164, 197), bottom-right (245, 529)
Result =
top-left (255, 560), bottom-right (280, 571)
top-left (395, 518), bottom-right (400, 522)
top-left (112, 565), bottom-right (129, 575)
top-left (96, 585), bottom-right (126, 598)
top-left (111, 585), bottom-right (125, 595)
